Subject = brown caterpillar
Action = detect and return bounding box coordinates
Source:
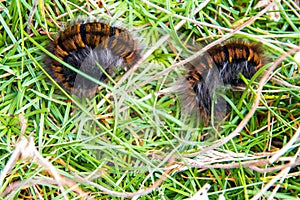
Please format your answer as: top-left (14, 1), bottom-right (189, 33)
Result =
top-left (181, 39), bottom-right (267, 123)
top-left (45, 19), bottom-right (141, 94)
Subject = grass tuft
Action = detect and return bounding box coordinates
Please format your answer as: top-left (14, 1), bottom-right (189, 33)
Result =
top-left (0, 0), bottom-right (299, 199)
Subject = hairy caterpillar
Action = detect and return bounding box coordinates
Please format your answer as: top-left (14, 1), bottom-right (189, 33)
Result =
top-left (45, 19), bottom-right (140, 95)
top-left (181, 39), bottom-right (267, 123)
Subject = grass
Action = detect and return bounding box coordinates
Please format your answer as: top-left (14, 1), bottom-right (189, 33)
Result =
top-left (0, 0), bottom-right (300, 199)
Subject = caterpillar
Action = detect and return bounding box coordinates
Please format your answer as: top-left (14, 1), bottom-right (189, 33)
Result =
top-left (44, 19), bottom-right (141, 95)
top-left (181, 39), bottom-right (267, 124)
